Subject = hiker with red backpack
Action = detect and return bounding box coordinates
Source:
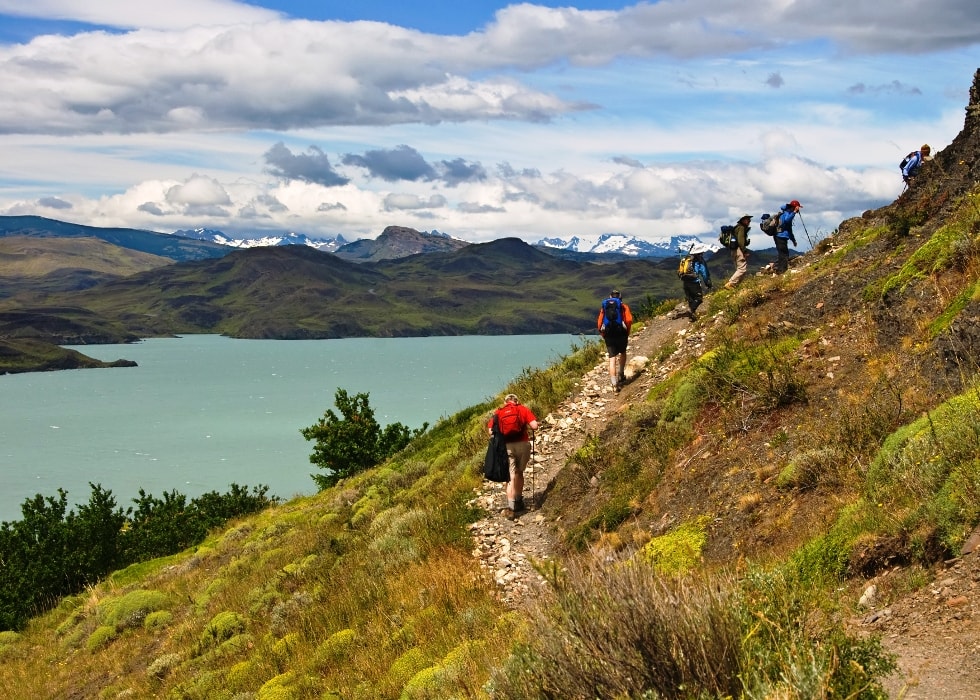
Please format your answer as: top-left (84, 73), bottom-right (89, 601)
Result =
top-left (597, 290), bottom-right (633, 392)
top-left (486, 393), bottom-right (539, 519)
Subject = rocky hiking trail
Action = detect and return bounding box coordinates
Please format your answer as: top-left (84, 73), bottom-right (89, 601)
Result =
top-left (468, 314), bottom-right (980, 699)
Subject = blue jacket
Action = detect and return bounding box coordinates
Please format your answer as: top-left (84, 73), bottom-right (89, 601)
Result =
top-left (777, 206), bottom-right (797, 241)
top-left (691, 257), bottom-right (711, 288)
top-left (902, 151), bottom-right (925, 179)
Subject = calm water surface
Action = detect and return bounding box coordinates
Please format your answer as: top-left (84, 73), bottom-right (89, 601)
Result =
top-left (0, 334), bottom-right (579, 522)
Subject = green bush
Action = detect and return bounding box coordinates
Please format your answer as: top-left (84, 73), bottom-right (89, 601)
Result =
top-left (85, 625), bottom-right (118, 652)
top-left (301, 389), bottom-right (428, 490)
top-left (100, 589), bottom-right (170, 630)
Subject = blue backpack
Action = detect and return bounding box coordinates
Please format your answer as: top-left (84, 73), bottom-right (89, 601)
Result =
top-left (601, 297), bottom-right (625, 331)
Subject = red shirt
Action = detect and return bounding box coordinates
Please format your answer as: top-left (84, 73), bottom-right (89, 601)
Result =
top-left (487, 402), bottom-right (537, 442)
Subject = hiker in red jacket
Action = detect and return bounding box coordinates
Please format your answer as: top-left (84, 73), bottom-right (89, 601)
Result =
top-left (487, 393), bottom-right (539, 519)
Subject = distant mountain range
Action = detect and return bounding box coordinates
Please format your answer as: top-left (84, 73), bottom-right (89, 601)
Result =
top-left (177, 225), bottom-right (707, 260)
top-left (535, 233), bottom-right (705, 257)
top-left (1, 214), bottom-right (716, 264)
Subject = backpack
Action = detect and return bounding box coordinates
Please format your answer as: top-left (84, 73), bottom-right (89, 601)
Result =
top-left (900, 151), bottom-right (917, 171)
top-left (601, 297), bottom-right (626, 331)
top-left (483, 416), bottom-right (510, 482)
top-left (759, 213), bottom-right (780, 236)
top-left (677, 255), bottom-right (697, 280)
top-left (718, 225), bottom-right (735, 249)
top-left (495, 403), bottom-right (525, 440)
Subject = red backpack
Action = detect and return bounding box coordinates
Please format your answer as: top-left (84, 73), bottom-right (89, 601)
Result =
top-left (496, 403), bottom-right (525, 439)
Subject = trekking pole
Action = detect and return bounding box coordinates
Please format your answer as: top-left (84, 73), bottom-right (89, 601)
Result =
top-left (798, 212), bottom-right (813, 249)
top-left (530, 430), bottom-right (536, 509)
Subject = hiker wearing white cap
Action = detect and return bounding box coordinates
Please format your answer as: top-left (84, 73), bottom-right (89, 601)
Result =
top-left (725, 214), bottom-right (752, 289)
top-left (677, 244), bottom-right (713, 320)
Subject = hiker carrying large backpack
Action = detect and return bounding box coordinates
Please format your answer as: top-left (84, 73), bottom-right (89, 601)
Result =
top-left (486, 394), bottom-right (539, 519)
top-left (724, 214), bottom-right (752, 289)
top-left (597, 290), bottom-right (633, 392)
top-left (901, 144), bottom-right (932, 186)
top-left (677, 243), bottom-right (712, 320)
top-left (771, 200), bottom-right (801, 274)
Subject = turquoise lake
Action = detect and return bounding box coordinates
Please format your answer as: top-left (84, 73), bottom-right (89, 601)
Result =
top-left (0, 334), bottom-right (580, 523)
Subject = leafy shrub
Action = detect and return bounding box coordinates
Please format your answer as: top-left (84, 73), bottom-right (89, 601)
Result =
top-left (85, 625), bottom-right (118, 652)
top-left (144, 610), bottom-right (173, 631)
top-left (199, 611), bottom-right (246, 651)
top-left (100, 589), bottom-right (170, 630)
top-left (301, 389), bottom-right (428, 490)
top-left (638, 515), bottom-right (710, 574)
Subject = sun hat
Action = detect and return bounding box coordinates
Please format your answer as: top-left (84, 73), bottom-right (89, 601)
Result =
top-left (739, 214), bottom-right (752, 221)
top-left (504, 393), bottom-right (519, 403)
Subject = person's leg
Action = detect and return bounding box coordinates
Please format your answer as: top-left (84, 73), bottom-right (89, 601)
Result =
top-left (505, 441), bottom-right (530, 514)
top-left (728, 248), bottom-right (747, 287)
top-left (774, 237), bottom-right (789, 273)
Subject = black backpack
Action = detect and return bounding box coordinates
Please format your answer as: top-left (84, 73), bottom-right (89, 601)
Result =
top-left (483, 415), bottom-right (510, 482)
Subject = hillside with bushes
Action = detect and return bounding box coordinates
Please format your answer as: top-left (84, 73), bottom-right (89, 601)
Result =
top-left (1, 71), bottom-right (979, 699)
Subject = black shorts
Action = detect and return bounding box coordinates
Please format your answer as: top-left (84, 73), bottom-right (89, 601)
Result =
top-left (604, 329), bottom-right (628, 356)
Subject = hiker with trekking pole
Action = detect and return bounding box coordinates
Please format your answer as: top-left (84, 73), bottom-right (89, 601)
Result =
top-left (486, 393), bottom-right (539, 520)
top-left (773, 200), bottom-right (801, 274)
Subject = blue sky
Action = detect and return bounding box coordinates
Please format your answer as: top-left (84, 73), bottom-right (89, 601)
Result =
top-left (1, 1), bottom-right (979, 246)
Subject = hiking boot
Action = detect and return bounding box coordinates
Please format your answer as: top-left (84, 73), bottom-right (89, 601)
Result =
top-left (502, 508), bottom-right (516, 520)
top-left (514, 499), bottom-right (525, 513)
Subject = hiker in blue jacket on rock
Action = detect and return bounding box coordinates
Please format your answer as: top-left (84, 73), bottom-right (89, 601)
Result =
top-left (901, 144), bottom-right (932, 186)
top-left (774, 200), bottom-right (801, 274)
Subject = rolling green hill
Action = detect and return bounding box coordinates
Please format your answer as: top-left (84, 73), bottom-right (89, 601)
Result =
top-left (44, 237), bottom-right (696, 339)
top-left (0, 215), bottom-right (230, 261)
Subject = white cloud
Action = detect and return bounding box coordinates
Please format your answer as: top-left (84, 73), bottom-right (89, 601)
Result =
top-left (0, 0), bottom-right (281, 30)
top-left (0, 1), bottom-right (978, 246)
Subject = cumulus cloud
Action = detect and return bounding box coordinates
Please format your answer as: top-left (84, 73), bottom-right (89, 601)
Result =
top-left (1, 1), bottom-right (976, 136)
top-left (37, 196), bottom-right (71, 209)
top-left (343, 145), bottom-right (437, 182)
top-left (264, 142), bottom-right (349, 187)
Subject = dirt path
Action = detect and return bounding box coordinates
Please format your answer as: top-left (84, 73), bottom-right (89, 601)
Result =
top-left (469, 313), bottom-right (980, 699)
top-left (469, 315), bottom-right (693, 603)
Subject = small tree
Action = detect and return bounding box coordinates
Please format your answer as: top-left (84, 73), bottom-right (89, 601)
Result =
top-left (301, 389), bottom-right (427, 490)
